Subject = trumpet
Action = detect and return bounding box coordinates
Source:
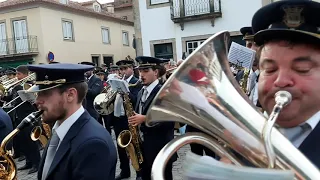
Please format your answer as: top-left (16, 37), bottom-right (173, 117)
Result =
top-left (145, 31), bottom-right (320, 179)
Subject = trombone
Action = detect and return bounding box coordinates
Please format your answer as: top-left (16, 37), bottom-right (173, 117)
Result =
top-left (2, 74), bottom-right (35, 109)
top-left (5, 88), bottom-right (36, 114)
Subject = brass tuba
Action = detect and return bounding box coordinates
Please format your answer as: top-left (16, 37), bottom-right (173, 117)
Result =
top-left (0, 110), bottom-right (43, 180)
top-left (145, 31), bottom-right (320, 179)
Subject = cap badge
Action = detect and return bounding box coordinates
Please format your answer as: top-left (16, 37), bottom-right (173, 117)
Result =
top-left (45, 75), bottom-right (49, 80)
top-left (283, 5), bottom-right (304, 29)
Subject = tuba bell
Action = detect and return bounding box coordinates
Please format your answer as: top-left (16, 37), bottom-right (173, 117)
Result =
top-left (93, 85), bottom-right (117, 115)
top-left (145, 31), bottom-right (320, 179)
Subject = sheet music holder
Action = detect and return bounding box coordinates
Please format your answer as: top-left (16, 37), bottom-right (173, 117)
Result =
top-left (108, 78), bottom-right (130, 94)
top-left (228, 42), bottom-right (256, 70)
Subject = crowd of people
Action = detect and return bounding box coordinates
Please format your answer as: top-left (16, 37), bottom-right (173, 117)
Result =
top-left (0, 0), bottom-right (319, 179)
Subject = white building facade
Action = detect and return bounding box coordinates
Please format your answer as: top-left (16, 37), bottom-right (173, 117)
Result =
top-left (138, 0), bottom-right (271, 61)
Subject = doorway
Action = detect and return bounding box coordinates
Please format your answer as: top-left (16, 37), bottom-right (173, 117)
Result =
top-left (91, 55), bottom-right (99, 66)
top-left (103, 56), bottom-right (113, 68)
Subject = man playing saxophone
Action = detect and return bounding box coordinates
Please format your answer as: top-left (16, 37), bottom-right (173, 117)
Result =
top-left (114, 59), bottom-right (142, 180)
top-left (2, 65), bottom-right (40, 174)
top-left (128, 56), bottom-right (177, 180)
top-left (25, 63), bottom-right (117, 180)
top-left (252, 0), bottom-right (320, 167)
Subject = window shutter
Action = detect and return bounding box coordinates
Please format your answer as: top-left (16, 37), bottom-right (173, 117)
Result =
top-left (62, 22), bottom-right (67, 39)
top-left (102, 28), bottom-right (109, 43)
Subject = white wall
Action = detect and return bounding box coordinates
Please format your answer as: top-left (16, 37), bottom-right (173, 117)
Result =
top-left (139, 0), bottom-right (263, 59)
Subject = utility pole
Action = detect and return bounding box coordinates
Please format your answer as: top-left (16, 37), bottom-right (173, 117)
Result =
top-left (132, 0), bottom-right (143, 57)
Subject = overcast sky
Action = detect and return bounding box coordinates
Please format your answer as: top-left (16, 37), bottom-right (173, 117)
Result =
top-left (0, 0), bottom-right (114, 3)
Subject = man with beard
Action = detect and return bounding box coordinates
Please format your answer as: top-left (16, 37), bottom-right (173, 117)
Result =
top-left (252, 0), bottom-right (320, 167)
top-left (79, 62), bottom-right (103, 120)
top-left (26, 63), bottom-right (117, 180)
top-left (128, 56), bottom-right (177, 180)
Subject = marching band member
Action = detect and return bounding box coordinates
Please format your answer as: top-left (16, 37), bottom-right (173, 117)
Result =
top-left (2, 65), bottom-right (40, 174)
top-left (235, 27), bottom-right (258, 84)
top-left (79, 62), bottom-right (103, 121)
top-left (109, 64), bottom-right (120, 76)
top-left (128, 56), bottom-right (177, 180)
top-left (253, 0), bottom-right (320, 167)
top-left (0, 107), bottom-right (13, 150)
top-left (25, 63), bottom-right (117, 180)
top-left (240, 26), bottom-right (261, 107)
top-left (114, 59), bottom-right (141, 180)
top-left (95, 69), bottom-right (109, 128)
top-left (96, 69), bottom-right (108, 87)
top-left (5, 68), bottom-right (16, 80)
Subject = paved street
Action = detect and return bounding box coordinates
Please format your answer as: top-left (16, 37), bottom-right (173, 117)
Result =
top-left (16, 132), bottom-right (190, 180)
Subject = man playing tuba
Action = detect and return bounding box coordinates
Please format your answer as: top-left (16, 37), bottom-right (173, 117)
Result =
top-left (253, 0), bottom-right (320, 167)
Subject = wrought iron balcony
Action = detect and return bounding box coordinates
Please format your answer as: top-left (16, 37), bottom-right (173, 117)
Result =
top-left (171, 0), bottom-right (222, 30)
top-left (0, 35), bottom-right (38, 57)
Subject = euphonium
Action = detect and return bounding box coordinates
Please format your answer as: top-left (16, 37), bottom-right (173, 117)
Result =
top-left (117, 93), bottom-right (143, 171)
top-left (145, 31), bottom-right (320, 179)
top-left (0, 110), bottom-right (43, 180)
top-left (93, 85), bottom-right (117, 115)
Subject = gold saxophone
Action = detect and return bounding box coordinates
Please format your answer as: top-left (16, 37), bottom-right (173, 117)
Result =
top-left (238, 68), bottom-right (250, 94)
top-left (31, 122), bottom-right (51, 147)
top-left (117, 93), bottom-right (143, 171)
top-left (0, 110), bottom-right (43, 180)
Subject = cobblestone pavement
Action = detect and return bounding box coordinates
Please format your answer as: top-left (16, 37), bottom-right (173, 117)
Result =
top-left (16, 132), bottom-right (190, 180)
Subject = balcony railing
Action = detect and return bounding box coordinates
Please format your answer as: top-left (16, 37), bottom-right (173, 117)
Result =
top-left (171, 0), bottom-right (222, 29)
top-left (0, 35), bottom-right (38, 57)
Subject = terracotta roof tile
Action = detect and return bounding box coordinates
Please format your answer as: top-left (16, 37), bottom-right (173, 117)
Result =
top-left (114, 3), bottom-right (132, 9)
top-left (0, 0), bottom-right (133, 24)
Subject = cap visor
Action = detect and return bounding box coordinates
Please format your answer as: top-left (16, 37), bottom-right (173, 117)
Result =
top-left (254, 29), bottom-right (320, 46)
top-left (137, 65), bottom-right (152, 69)
top-left (26, 84), bottom-right (62, 93)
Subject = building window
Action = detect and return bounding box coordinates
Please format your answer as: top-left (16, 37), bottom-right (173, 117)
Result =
top-left (94, 4), bottom-right (101, 12)
top-left (91, 55), bottom-right (100, 66)
top-left (228, 35), bottom-right (245, 48)
top-left (60, 0), bottom-right (68, 4)
top-left (186, 40), bottom-right (205, 55)
top-left (150, 0), bottom-right (169, 5)
top-left (122, 31), bottom-right (129, 46)
top-left (101, 27), bottom-right (110, 44)
top-left (62, 20), bottom-right (74, 41)
top-left (154, 43), bottom-right (173, 59)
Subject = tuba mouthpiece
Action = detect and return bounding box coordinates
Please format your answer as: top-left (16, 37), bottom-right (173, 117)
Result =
top-left (275, 91), bottom-right (292, 107)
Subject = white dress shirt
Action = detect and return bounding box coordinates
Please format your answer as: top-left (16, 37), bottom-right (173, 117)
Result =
top-left (126, 74), bottom-right (133, 83)
top-left (52, 106), bottom-right (85, 150)
top-left (279, 111), bottom-right (320, 148)
top-left (142, 79), bottom-right (159, 100)
top-left (249, 82), bottom-right (259, 105)
top-left (87, 74), bottom-right (94, 81)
